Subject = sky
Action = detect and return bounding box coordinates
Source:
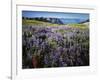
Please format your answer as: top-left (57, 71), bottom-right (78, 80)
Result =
top-left (22, 11), bottom-right (89, 20)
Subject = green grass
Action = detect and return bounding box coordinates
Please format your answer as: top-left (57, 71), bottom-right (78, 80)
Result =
top-left (67, 23), bottom-right (89, 30)
top-left (22, 19), bottom-right (89, 30)
top-left (22, 19), bottom-right (60, 27)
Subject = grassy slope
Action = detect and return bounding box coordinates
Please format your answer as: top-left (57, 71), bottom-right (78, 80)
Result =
top-left (22, 19), bottom-right (60, 26)
top-left (67, 23), bottom-right (89, 30)
top-left (22, 19), bottom-right (89, 30)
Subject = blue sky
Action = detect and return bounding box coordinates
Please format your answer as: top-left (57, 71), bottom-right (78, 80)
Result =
top-left (22, 11), bottom-right (89, 20)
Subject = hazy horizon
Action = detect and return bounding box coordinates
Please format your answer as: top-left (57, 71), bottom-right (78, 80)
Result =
top-left (22, 11), bottom-right (89, 24)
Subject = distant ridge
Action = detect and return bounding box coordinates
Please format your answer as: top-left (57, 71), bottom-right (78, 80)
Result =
top-left (22, 17), bottom-right (89, 24)
top-left (22, 17), bottom-right (64, 24)
top-left (79, 19), bottom-right (89, 24)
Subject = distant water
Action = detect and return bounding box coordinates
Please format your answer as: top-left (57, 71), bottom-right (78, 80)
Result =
top-left (60, 18), bottom-right (87, 24)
